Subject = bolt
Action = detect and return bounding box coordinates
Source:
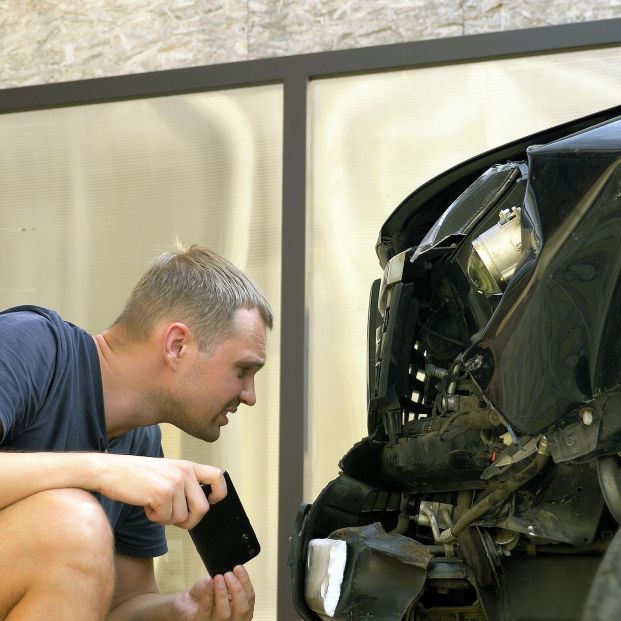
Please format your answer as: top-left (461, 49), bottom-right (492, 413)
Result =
top-left (580, 407), bottom-right (594, 426)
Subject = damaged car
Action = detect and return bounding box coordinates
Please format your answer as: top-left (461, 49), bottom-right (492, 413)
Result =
top-left (289, 105), bottom-right (621, 621)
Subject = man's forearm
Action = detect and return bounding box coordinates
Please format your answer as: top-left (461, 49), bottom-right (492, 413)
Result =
top-left (0, 451), bottom-right (104, 509)
top-left (0, 451), bottom-right (224, 526)
top-left (107, 592), bottom-right (177, 621)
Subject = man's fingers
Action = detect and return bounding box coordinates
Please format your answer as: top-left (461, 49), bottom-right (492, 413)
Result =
top-left (145, 498), bottom-right (173, 524)
top-left (171, 484), bottom-right (189, 525)
top-left (194, 578), bottom-right (215, 615)
top-left (213, 574), bottom-right (232, 617)
top-left (233, 565), bottom-right (255, 608)
top-left (225, 570), bottom-right (252, 616)
top-left (115, 458), bottom-right (225, 527)
top-left (145, 485), bottom-right (187, 525)
top-left (193, 465), bottom-right (227, 503)
top-left (178, 480), bottom-right (210, 529)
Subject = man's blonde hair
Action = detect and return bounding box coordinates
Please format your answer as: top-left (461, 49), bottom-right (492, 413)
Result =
top-left (113, 244), bottom-right (273, 351)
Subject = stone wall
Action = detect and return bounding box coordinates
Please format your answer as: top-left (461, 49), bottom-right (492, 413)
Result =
top-left (1, 0), bottom-right (620, 88)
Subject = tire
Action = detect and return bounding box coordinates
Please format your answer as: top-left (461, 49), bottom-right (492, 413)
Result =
top-left (582, 526), bottom-right (621, 621)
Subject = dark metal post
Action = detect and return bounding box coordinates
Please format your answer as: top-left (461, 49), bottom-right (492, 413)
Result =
top-left (278, 74), bottom-right (308, 621)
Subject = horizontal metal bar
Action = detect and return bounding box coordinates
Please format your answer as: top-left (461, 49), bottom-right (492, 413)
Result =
top-left (1, 18), bottom-right (621, 113)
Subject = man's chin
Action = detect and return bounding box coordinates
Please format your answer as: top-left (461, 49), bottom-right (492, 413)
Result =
top-left (202, 427), bottom-right (221, 442)
top-left (185, 424), bottom-right (220, 443)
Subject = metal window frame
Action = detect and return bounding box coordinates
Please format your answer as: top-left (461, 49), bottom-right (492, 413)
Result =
top-left (1, 18), bottom-right (621, 619)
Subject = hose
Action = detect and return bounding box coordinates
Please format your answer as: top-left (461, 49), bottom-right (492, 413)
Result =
top-left (438, 436), bottom-right (551, 542)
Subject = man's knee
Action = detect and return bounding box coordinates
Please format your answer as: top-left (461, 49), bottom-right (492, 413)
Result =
top-left (0, 488), bottom-right (115, 617)
top-left (1, 488), bottom-right (114, 574)
top-left (27, 488), bottom-right (114, 561)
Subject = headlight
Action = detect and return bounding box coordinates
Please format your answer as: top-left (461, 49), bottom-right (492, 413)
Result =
top-left (467, 206), bottom-right (523, 295)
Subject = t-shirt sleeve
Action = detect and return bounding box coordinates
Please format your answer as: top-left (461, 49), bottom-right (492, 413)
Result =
top-left (111, 425), bottom-right (168, 558)
top-left (114, 502), bottom-right (168, 558)
top-left (0, 311), bottom-right (57, 444)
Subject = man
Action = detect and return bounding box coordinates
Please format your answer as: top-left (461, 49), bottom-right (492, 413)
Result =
top-left (0, 244), bottom-right (272, 621)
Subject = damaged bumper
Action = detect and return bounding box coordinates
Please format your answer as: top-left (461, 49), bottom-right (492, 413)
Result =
top-left (289, 477), bottom-right (431, 620)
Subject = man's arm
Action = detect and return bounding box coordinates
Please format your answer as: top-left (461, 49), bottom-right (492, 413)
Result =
top-left (0, 451), bottom-right (226, 529)
top-left (107, 554), bottom-right (255, 621)
top-left (106, 555), bottom-right (167, 621)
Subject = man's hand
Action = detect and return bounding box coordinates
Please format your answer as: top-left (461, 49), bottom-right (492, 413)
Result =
top-left (107, 556), bottom-right (255, 621)
top-left (93, 454), bottom-right (227, 529)
top-left (172, 566), bottom-right (255, 621)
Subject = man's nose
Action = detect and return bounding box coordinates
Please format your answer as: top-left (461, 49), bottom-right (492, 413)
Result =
top-left (240, 377), bottom-right (257, 406)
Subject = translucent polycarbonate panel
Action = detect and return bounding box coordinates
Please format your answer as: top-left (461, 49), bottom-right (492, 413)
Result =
top-left (307, 45), bottom-right (621, 501)
top-left (0, 84), bottom-right (282, 619)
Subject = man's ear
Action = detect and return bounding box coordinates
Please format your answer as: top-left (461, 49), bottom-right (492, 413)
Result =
top-left (162, 322), bottom-right (196, 370)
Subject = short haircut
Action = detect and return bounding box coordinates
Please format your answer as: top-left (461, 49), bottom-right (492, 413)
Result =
top-left (113, 243), bottom-right (273, 351)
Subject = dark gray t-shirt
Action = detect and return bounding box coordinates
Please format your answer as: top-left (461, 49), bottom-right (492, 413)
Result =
top-left (0, 305), bottom-right (167, 558)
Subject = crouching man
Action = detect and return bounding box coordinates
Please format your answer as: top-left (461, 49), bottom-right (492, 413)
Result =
top-left (0, 244), bottom-right (272, 621)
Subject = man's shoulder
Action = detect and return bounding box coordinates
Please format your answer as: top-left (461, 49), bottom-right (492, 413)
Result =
top-left (0, 307), bottom-right (72, 444)
top-left (0, 305), bottom-right (63, 354)
top-left (0, 305), bottom-right (65, 333)
top-left (0, 305), bottom-right (91, 351)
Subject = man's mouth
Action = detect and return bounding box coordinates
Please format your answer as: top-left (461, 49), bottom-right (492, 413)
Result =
top-left (219, 406), bottom-right (238, 425)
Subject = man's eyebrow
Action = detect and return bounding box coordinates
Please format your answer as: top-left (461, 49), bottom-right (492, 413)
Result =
top-left (237, 358), bottom-right (265, 369)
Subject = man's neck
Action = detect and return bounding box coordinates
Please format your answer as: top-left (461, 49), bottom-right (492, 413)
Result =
top-left (92, 329), bottom-right (159, 439)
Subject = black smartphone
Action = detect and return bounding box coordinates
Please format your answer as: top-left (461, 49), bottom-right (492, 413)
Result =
top-left (189, 470), bottom-right (261, 576)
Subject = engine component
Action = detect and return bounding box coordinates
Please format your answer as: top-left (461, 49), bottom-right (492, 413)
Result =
top-left (439, 437), bottom-right (551, 542)
top-left (481, 435), bottom-right (540, 480)
top-left (494, 461), bottom-right (604, 545)
top-left (379, 428), bottom-right (495, 491)
top-left (415, 500), bottom-right (456, 543)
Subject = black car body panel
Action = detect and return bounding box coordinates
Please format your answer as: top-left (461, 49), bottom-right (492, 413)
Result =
top-left (468, 119), bottom-right (621, 434)
top-left (290, 105), bottom-right (621, 621)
